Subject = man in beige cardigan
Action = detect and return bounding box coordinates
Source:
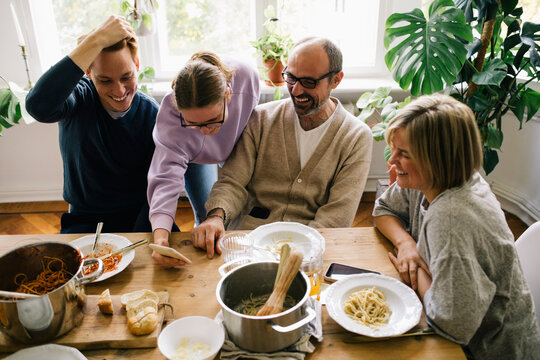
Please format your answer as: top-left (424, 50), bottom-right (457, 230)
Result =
top-left (192, 37), bottom-right (373, 258)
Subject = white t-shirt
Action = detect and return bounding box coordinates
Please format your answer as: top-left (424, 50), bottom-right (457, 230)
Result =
top-left (294, 110), bottom-right (336, 169)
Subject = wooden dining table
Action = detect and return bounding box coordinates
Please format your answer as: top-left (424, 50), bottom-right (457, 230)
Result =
top-left (0, 228), bottom-right (465, 359)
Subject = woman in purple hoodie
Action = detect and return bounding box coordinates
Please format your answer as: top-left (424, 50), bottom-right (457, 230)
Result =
top-left (147, 51), bottom-right (260, 267)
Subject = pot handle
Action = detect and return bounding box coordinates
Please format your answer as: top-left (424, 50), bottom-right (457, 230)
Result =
top-left (271, 306), bottom-right (316, 333)
top-left (218, 257), bottom-right (256, 277)
top-left (79, 257), bottom-right (104, 284)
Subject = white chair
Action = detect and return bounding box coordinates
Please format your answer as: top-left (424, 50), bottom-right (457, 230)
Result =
top-left (515, 221), bottom-right (540, 328)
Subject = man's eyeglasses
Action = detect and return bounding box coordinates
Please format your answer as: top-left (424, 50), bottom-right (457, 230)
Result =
top-left (180, 98), bottom-right (226, 129)
top-left (281, 66), bottom-right (338, 89)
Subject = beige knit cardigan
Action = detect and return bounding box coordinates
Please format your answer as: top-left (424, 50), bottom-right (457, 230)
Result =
top-left (206, 97), bottom-right (373, 230)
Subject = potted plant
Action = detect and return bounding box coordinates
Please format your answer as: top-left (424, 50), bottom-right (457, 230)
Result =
top-left (384, 0), bottom-right (540, 174)
top-left (0, 77), bottom-right (26, 136)
top-left (250, 5), bottom-right (294, 100)
top-left (138, 66), bottom-right (155, 96)
top-left (121, 0), bottom-right (159, 37)
top-left (357, 87), bottom-right (411, 184)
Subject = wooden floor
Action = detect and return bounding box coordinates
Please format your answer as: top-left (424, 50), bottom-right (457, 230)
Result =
top-left (0, 193), bottom-right (529, 240)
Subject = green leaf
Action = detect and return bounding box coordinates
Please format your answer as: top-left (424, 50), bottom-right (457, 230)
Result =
top-left (142, 13), bottom-right (152, 30)
top-left (384, 144), bottom-right (392, 163)
top-left (140, 84), bottom-right (148, 94)
top-left (356, 92), bottom-right (374, 109)
top-left (485, 126), bottom-right (503, 149)
top-left (357, 105), bottom-right (375, 123)
top-left (384, 0), bottom-right (473, 96)
top-left (0, 116), bottom-right (13, 129)
top-left (372, 123), bottom-right (387, 141)
top-left (468, 93), bottom-right (492, 111)
top-left (483, 148), bottom-right (499, 175)
top-left (381, 102), bottom-right (398, 123)
top-left (370, 87), bottom-right (392, 108)
top-left (273, 86), bottom-right (283, 101)
top-left (501, 0), bottom-right (519, 15)
top-left (472, 58), bottom-right (507, 85)
top-left (121, 1), bottom-right (131, 13)
top-left (510, 87), bottom-right (540, 127)
top-left (0, 88), bottom-right (12, 116)
top-left (521, 22), bottom-right (540, 67)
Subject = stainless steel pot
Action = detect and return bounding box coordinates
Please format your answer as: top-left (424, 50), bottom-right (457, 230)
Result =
top-left (0, 241), bottom-right (103, 344)
top-left (216, 262), bottom-right (316, 352)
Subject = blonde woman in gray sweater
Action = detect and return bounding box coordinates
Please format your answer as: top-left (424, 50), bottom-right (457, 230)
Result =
top-left (373, 94), bottom-right (539, 359)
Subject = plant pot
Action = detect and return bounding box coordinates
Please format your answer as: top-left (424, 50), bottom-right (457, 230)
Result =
top-left (263, 59), bottom-right (285, 87)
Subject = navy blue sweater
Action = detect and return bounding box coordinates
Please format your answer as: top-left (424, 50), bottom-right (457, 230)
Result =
top-left (26, 56), bottom-right (157, 216)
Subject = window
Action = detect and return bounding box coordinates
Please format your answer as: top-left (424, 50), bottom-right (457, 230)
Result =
top-left (28, 0), bottom-right (424, 81)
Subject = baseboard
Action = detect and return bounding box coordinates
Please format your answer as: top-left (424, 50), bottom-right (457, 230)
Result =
top-left (489, 181), bottom-right (539, 226)
top-left (0, 187), bottom-right (63, 203)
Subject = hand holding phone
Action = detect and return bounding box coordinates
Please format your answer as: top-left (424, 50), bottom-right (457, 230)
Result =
top-left (149, 243), bottom-right (192, 264)
top-left (324, 262), bottom-right (380, 283)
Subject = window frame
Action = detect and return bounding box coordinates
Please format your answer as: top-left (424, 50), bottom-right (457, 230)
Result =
top-left (23, 0), bottom-right (423, 82)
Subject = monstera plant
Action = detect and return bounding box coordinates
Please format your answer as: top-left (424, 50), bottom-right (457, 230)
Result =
top-left (0, 77), bottom-right (23, 136)
top-left (384, 0), bottom-right (540, 174)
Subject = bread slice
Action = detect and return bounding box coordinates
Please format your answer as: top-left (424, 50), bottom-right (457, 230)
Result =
top-left (127, 306), bottom-right (159, 335)
top-left (126, 298), bottom-right (158, 316)
top-left (121, 289), bottom-right (159, 309)
top-left (97, 289), bottom-right (114, 314)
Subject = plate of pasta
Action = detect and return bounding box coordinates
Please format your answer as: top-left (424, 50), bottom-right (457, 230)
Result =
top-left (70, 233), bottom-right (135, 282)
top-left (326, 273), bottom-right (422, 337)
top-left (249, 222), bottom-right (325, 262)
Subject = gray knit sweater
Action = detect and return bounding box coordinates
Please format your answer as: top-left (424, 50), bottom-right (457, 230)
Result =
top-left (374, 173), bottom-right (540, 359)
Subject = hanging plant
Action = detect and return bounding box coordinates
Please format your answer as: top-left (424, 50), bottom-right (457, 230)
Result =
top-left (121, 0), bottom-right (159, 36)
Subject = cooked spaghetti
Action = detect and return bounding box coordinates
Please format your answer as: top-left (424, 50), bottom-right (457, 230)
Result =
top-left (344, 287), bottom-right (392, 329)
top-left (234, 293), bottom-right (296, 315)
top-left (82, 252), bottom-right (122, 275)
top-left (266, 237), bottom-right (294, 257)
top-left (14, 256), bottom-right (73, 295)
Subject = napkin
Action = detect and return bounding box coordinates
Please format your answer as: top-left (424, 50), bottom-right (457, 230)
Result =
top-left (217, 297), bottom-right (323, 360)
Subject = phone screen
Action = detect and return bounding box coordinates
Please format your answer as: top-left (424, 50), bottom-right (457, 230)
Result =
top-left (324, 263), bottom-right (380, 282)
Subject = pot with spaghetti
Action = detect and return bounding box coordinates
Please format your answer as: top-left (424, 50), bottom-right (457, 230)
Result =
top-left (216, 261), bottom-right (316, 353)
top-left (0, 241), bottom-right (103, 344)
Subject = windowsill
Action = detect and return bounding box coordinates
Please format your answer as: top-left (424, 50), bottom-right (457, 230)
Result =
top-left (147, 77), bottom-right (409, 103)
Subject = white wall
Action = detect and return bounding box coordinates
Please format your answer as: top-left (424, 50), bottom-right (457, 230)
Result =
top-left (1, 1), bottom-right (538, 226)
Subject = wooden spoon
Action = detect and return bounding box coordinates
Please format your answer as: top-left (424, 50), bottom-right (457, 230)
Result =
top-left (257, 249), bottom-right (303, 316)
top-left (274, 244), bottom-right (291, 289)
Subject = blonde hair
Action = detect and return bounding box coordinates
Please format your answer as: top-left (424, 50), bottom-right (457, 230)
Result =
top-left (385, 94), bottom-right (482, 191)
top-left (173, 51), bottom-right (235, 109)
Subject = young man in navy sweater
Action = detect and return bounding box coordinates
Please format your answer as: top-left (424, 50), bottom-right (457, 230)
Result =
top-left (26, 16), bottom-right (158, 233)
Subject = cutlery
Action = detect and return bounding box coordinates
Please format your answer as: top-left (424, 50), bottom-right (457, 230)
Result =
top-left (91, 221), bottom-right (104, 257)
top-left (0, 290), bottom-right (40, 300)
top-left (344, 327), bottom-right (434, 343)
top-left (99, 238), bottom-right (148, 260)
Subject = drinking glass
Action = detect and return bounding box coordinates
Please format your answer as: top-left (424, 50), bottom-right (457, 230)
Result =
top-left (219, 232), bottom-right (252, 264)
top-left (301, 243), bottom-right (324, 300)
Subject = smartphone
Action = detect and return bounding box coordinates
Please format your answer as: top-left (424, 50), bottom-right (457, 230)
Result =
top-left (324, 262), bottom-right (380, 283)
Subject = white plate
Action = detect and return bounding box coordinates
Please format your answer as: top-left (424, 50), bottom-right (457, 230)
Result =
top-left (249, 222), bottom-right (325, 262)
top-left (70, 233), bottom-right (135, 282)
top-left (5, 344), bottom-right (87, 360)
top-left (326, 273), bottom-right (422, 338)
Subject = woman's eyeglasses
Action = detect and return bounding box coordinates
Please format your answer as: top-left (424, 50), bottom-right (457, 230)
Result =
top-left (281, 66), bottom-right (338, 89)
top-left (180, 98), bottom-right (226, 129)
